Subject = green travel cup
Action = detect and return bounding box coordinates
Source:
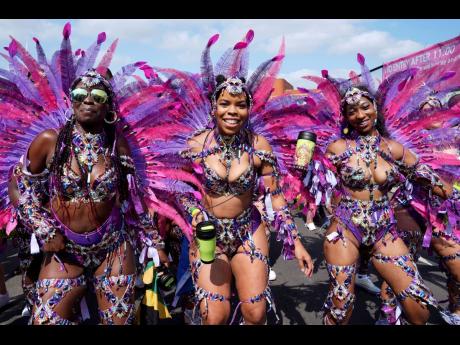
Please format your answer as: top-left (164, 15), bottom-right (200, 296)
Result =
top-left (196, 221), bottom-right (217, 264)
top-left (295, 131), bottom-right (317, 170)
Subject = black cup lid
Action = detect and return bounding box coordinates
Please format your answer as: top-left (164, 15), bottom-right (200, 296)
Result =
top-left (196, 221), bottom-right (215, 231)
top-left (297, 131), bottom-right (317, 142)
top-left (196, 221), bottom-right (216, 239)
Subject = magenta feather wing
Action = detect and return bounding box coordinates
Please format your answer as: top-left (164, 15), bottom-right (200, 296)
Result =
top-left (252, 37), bottom-right (285, 113)
top-left (96, 38), bottom-right (119, 76)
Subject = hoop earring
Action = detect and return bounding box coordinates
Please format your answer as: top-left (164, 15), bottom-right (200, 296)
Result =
top-left (65, 108), bottom-right (74, 122)
top-left (104, 111), bottom-right (118, 124)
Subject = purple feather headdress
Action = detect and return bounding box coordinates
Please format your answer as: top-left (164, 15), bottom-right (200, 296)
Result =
top-left (210, 76), bottom-right (254, 110)
top-left (340, 86), bottom-right (377, 115)
top-left (200, 30), bottom-right (284, 107)
top-left (418, 93), bottom-right (442, 110)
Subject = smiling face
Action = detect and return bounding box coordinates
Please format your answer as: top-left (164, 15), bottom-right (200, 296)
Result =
top-left (214, 89), bottom-right (249, 136)
top-left (71, 81), bottom-right (109, 128)
top-left (344, 96), bottom-right (377, 135)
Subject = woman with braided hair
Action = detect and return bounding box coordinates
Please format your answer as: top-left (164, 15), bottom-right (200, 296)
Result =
top-left (11, 69), bottom-right (167, 325)
top-left (0, 24), bottom-right (199, 324)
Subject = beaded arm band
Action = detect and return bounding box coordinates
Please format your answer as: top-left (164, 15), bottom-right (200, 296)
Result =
top-left (254, 150), bottom-right (281, 181)
top-left (256, 151), bottom-right (300, 260)
top-left (121, 154), bottom-right (165, 251)
top-left (14, 163), bottom-right (58, 245)
top-left (138, 213), bottom-right (165, 249)
top-left (119, 155), bottom-right (136, 175)
top-left (436, 188), bottom-right (460, 239)
top-left (271, 205), bottom-right (300, 260)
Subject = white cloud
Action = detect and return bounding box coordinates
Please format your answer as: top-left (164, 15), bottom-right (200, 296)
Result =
top-left (330, 30), bottom-right (424, 60)
top-left (279, 68), bottom-right (319, 89)
top-left (0, 19), bottom-right (430, 78)
top-left (281, 67), bottom-right (353, 88)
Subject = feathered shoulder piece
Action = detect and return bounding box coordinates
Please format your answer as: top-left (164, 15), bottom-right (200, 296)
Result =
top-left (288, 52), bottom-right (460, 216)
top-left (0, 22), bottom-right (202, 240)
top-left (145, 31), bottom-right (318, 177)
top-left (0, 22), bottom-right (120, 223)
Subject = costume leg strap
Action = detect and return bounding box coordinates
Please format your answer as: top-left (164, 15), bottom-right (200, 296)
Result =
top-left (192, 286), bottom-right (229, 323)
top-left (229, 249), bottom-right (278, 325)
top-left (377, 286), bottom-right (403, 325)
top-left (189, 256), bottom-right (230, 323)
top-left (323, 263), bottom-right (357, 325)
top-left (229, 286), bottom-right (279, 325)
top-left (33, 276), bottom-right (86, 325)
top-left (372, 253), bottom-right (438, 309)
top-left (93, 273), bottom-right (136, 325)
top-left (439, 250), bottom-right (460, 313)
top-left (235, 247), bottom-right (270, 274)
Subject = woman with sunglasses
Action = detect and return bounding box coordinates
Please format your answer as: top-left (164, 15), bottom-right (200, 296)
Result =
top-left (12, 69), bottom-right (167, 325)
top-left (0, 25), bottom-right (199, 325)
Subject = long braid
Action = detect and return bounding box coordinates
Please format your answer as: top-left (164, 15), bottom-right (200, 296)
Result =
top-left (49, 116), bottom-right (75, 219)
top-left (51, 70), bottom-right (130, 220)
top-left (50, 117), bottom-right (75, 195)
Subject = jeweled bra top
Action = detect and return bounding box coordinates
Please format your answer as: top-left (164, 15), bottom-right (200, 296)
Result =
top-left (327, 134), bottom-right (404, 191)
top-left (185, 130), bottom-right (278, 196)
top-left (59, 128), bottom-right (118, 203)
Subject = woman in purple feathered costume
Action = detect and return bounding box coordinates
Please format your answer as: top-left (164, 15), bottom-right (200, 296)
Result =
top-left (295, 54), bottom-right (460, 325)
top-left (144, 30), bottom-right (314, 325)
top-left (0, 23), bottom-right (203, 324)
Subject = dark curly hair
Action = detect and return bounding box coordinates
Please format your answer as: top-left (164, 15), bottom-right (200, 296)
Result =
top-left (339, 84), bottom-right (390, 138)
top-left (208, 75), bottom-right (252, 107)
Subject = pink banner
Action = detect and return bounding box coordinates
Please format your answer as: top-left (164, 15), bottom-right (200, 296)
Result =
top-left (382, 35), bottom-right (460, 89)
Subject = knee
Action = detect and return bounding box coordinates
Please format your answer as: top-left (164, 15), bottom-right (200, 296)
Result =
top-left (201, 302), bottom-right (230, 325)
top-left (241, 302), bottom-right (266, 325)
top-left (405, 307), bottom-right (429, 325)
top-left (202, 311), bottom-right (229, 325)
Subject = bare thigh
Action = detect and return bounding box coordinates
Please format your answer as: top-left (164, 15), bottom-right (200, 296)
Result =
top-left (431, 234), bottom-right (460, 282)
top-left (189, 241), bottom-right (232, 324)
top-left (231, 223), bottom-right (269, 324)
top-left (323, 220), bottom-right (360, 265)
top-left (371, 233), bottom-right (430, 324)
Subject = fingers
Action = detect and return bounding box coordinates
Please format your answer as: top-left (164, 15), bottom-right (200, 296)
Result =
top-left (192, 214), bottom-right (205, 230)
top-left (304, 255), bottom-right (313, 278)
top-left (298, 255), bottom-right (313, 278)
top-left (196, 213), bottom-right (204, 223)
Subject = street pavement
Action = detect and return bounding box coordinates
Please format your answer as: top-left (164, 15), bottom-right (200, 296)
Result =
top-left (0, 217), bottom-right (448, 325)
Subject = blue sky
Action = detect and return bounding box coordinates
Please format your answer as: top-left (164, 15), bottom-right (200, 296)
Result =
top-left (0, 19), bottom-right (459, 88)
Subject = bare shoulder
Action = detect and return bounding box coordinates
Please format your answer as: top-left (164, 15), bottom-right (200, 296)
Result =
top-left (253, 134), bottom-right (272, 152)
top-left (384, 138), bottom-right (418, 164)
top-left (27, 129), bottom-right (59, 173)
top-left (187, 130), bottom-right (211, 153)
top-left (326, 138), bottom-right (347, 156)
top-left (383, 138), bottom-right (405, 160)
top-left (33, 129), bottom-right (58, 147)
top-left (28, 129), bottom-right (58, 156)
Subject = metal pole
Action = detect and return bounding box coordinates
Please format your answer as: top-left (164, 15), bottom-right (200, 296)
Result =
top-left (347, 64), bottom-right (383, 81)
